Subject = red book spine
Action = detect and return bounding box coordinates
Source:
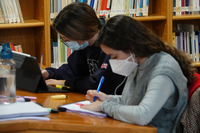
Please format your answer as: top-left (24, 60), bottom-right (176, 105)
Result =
top-left (181, 0), bottom-right (185, 14)
top-left (9, 42), bottom-right (15, 51)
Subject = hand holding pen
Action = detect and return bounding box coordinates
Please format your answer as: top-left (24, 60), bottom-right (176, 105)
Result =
top-left (93, 76), bottom-right (104, 102)
top-left (85, 76), bottom-right (110, 102)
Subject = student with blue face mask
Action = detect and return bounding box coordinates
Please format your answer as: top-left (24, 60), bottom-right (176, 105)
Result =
top-left (81, 15), bottom-right (197, 133)
top-left (41, 2), bottom-right (126, 95)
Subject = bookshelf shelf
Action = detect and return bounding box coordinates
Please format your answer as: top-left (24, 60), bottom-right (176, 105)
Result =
top-left (133, 15), bottom-right (167, 21)
top-left (0, 20), bottom-right (44, 29)
top-left (193, 62), bottom-right (200, 67)
top-left (173, 15), bottom-right (200, 20)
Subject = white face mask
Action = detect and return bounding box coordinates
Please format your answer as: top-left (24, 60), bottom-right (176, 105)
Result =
top-left (63, 41), bottom-right (89, 50)
top-left (109, 54), bottom-right (138, 77)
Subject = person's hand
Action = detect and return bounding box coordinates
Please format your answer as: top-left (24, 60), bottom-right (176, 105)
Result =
top-left (80, 100), bottom-right (102, 112)
top-left (42, 70), bottom-right (49, 80)
top-left (45, 79), bottom-right (65, 86)
top-left (86, 90), bottom-right (110, 103)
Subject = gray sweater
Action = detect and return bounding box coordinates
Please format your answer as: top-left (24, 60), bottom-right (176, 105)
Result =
top-left (101, 51), bottom-right (188, 133)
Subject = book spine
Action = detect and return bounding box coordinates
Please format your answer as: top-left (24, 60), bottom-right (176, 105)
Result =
top-left (185, 0), bottom-right (190, 14)
top-left (12, 0), bottom-right (20, 23)
top-left (173, 0), bottom-right (176, 15)
top-left (1, 0), bottom-right (9, 23)
top-left (50, 0), bottom-right (54, 20)
top-left (139, 0), bottom-right (143, 16)
top-left (9, 42), bottom-right (15, 51)
top-left (15, 0), bottom-right (24, 23)
top-left (0, 1), bottom-right (5, 23)
top-left (181, 0), bottom-right (185, 14)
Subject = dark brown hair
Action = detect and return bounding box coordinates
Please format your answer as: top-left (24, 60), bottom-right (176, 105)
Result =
top-left (96, 15), bottom-right (197, 84)
top-left (53, 2), bottom-right (100, 40)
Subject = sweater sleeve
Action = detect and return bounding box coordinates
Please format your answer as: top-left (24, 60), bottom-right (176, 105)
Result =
top-left (101, 75), bottom-right (175, 125)
top-left (46, 50), bottom-right (86, 80)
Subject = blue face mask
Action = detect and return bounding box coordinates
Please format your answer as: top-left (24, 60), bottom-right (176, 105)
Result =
top-left (63, 41), bottom-right (89, 50)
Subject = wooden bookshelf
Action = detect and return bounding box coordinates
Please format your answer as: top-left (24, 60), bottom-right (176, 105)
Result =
top-left (2, 0), bottom-right (199, 68)
top-left (0, 0), bottom-right (51, 67)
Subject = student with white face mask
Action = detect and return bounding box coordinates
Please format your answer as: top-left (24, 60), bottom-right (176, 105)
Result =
top-left (41, 3), bottom-right (126, 94)
top-left (81, 15), bottom-right (197, 133)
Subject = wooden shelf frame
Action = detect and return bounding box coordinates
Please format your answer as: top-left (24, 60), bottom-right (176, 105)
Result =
top-left (1, 0), bottom-right (200, 67)
top-left (0, 19), bottom-right (44, 29)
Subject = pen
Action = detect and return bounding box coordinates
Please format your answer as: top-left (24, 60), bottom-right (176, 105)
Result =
top-left (40, 54), bottom-right (43, 70)
top-left (93, 76), bottom-right (105, 102)
top-left (45, 108), bottom-right (59, 114)
top-left (51, 95), bottom-right (69, 100)
top-left (16, 98), bottom-right (31, 102)
top-left (24, 96), bottom-right (37, 100)
top-left (16, 96), bottom-right (37, 100)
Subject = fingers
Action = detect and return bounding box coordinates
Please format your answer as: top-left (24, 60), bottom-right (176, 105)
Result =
top-left (80, 105), bottom-right (90, 110)
top-left (45, 79), bottom-right (56, 86)
top-left (86, 90), bottom-right (97, 101)
top-left (42, 70), bottom-right (49, 79)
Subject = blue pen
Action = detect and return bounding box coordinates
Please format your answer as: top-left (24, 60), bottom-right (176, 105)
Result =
top-left (93, 76), bottom-right (105, 102)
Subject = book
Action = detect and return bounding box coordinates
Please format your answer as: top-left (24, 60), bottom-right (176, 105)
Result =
top-left (11, 0), bottom-right (20, 23)
top-left (0, 102), bottom-right (49, 119)
top-left (176, 0), bottom-right (181, 15)
top-left (9, 42), bottom-right (15, 51)
top-left (54, 0), bottom-right (58, 18)
top-left (177, 24), bottom-right (195, 62)
top-left (1, 0), bottom-right (9, 23)
top-left (50, 0), bottom-right (54, 20)
top-left (0, 0), bottom-right (5, 23)
top-left (59, 100), bottom-right (107, 118)
top-left (15, 0), bottom-right (24, 23)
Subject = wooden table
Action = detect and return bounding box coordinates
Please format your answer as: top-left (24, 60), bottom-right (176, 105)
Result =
top-left (0, 89), bottom-right (157, 133)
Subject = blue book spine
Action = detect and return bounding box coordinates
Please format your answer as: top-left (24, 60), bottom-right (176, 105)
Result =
top-left (90, 0), bottom-right (94, 8)
top-left (139, 0), bottom-right (143, 16)
top-left (136, 0), bottom-right (138, 16)
top-left (146, 0), bottom-right (149, 7)
top-left (185, 0), bottom-right (190, 14)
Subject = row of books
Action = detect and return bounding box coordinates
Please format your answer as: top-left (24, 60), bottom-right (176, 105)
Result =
top-left (0, 0), bottom-right (24, 24)
top-left (51, 34), bottom-right (73, 68)
top-left (0, 42), bottom-right (23, 54)
top-left (173, 0), bottom-right (200, 15)
top-left (50, 0), bottom-right (150, 20)
top-left (172, 24), bottom-right (200, 62)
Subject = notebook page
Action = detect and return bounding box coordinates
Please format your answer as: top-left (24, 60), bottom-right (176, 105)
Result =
top-left (60, 100), bottom-right (107, 118)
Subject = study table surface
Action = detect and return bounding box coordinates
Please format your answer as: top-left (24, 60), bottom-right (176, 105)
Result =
top-left (0, 89), bottom-right (157, 133)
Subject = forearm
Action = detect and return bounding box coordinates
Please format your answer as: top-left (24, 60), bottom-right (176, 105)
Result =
top-left (46, 64), bottom-right (75, 80)
top-left (101, 75), bottom-right (175, 125)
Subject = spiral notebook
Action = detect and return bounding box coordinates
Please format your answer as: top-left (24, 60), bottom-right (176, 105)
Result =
top-left (59, 100), bottom-right (107, 118)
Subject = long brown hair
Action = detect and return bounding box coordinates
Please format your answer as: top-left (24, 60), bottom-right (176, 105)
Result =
top-left (96, 15), bottom-right (197, 84)
top-left (53, 2), bottom-right (100, 40)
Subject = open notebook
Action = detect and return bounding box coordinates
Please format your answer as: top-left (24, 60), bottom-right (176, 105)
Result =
top-left (59, 100), bottom-right (107, 118)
